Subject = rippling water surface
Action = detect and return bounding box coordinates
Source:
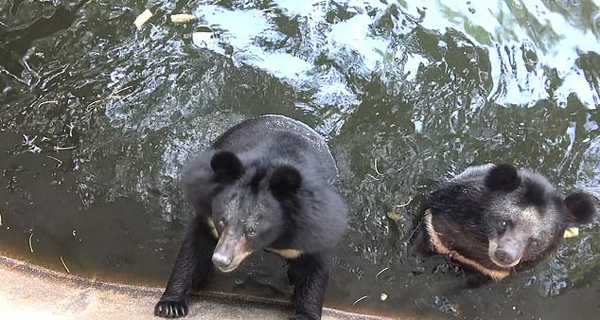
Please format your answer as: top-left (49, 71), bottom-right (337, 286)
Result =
top-left (1, 1), bottom-right (599, 319)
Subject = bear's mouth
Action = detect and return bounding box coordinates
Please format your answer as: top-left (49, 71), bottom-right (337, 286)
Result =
top-left (489, 255), bottom-right (522, 268)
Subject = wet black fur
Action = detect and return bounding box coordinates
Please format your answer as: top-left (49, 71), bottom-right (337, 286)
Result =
top-left (155, 115), bottom-right (347, 320)
top-left (484, 163), bottom-right (520, 191)
top-left (564, 192), bottom-right (597, 225)
top-left (410, 163), bottom-right (598, 286)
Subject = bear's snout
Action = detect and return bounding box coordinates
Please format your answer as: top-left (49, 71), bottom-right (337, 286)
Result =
top-left (212, 252), bottom-right (233, 269)
top-left (494, 248), bottom-right (519, 266)
top-left (489, 235), bottom-right (524, 268)
top-left (212, 228), bottom-right (253, 273)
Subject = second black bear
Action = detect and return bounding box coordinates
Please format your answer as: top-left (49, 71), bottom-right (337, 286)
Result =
top-left (411, 163), bottom-right (597, 282)
top-left (155, 115), bottom-right (347, 319)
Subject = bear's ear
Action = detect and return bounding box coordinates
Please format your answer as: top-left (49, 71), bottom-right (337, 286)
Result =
top-left (484, 163), bottom-right (521, 192)
top-left (211, 151), bottom-right (244, 181)
top-left (564, 192), bottom-right (597, 225)
top-left (270, 165), bottom-right (302, 197)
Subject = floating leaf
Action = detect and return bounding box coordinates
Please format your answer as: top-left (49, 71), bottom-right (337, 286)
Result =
top-left (564, 227), bottom-right (579, 238)
top-left (386, 210), bottom-right (402, 221)
top-left (380, 293), bottom-right (388, 301)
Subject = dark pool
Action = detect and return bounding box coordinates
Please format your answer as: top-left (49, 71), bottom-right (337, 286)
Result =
top-left (1, 0), bottom-right (599, 319)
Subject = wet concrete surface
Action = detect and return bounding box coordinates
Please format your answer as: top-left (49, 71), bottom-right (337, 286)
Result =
top-left (0, 255), bottom-right (400, 320)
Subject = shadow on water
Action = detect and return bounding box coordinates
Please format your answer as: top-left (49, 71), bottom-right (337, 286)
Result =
top-left (1, 0), bottom-right (599, 319)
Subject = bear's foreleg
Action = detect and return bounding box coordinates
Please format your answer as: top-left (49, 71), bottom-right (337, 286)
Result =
top-left (155, 214), bottom-right (217, 318)
top-left (287, 251), bottom-right (332, 320)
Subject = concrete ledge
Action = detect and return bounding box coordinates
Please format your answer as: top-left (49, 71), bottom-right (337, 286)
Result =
top-left (0, 256), bottom-right (398, 320)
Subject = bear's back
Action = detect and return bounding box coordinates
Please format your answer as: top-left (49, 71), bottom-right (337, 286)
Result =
top-left (212, 115), bottom-right (338, 184)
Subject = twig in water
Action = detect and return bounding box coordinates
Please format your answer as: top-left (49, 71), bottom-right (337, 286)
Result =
top-left (110, 85), bottom-right (132, 97)
top-left (38, 100), bottom-right (59, 107)
top-left (54, 145), bottom-right (77, 151)
top-left (395, 196), bottom-right (413, 208)
top-left (87, 99), bottom-right (103, 110)
top-left (46, 155), bottom-right (63, 167)
top-left (352, 295), bottom-right (368, 307)
top-left (60, 256), bottom-right (70, 273)
top-left (375, 267), bottom-right (389, 280)
top-left (28, 233), bottom-right (34, 253)
top-left (374, 158), bottom-right (384, 176)
top-left (364, 173), bottom-right (380, 181)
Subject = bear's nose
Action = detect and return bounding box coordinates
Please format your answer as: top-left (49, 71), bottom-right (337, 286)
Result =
top-left (494, 249), bottom-right (517, 265)
top-left (212, 253), bottom-right (232, 269)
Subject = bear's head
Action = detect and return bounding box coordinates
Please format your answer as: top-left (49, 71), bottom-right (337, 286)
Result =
top-left (481, 164), bottom-right (597, 269)
top-left (208, 151), bottom-right (302, 273)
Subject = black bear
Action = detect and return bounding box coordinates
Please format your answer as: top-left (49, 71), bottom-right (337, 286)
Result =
top-left (155, 115), bottom-right (348, 319)
top-left (411, 163), bottom-right (597, 283)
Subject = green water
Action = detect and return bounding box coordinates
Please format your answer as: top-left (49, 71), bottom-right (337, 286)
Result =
top-left (1, 0), bottom-right (599, 319)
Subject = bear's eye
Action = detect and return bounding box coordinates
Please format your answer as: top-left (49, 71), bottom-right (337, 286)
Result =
top-left (498, 220), bottom-right (509, 233)
top-left (247, 227), bottom-right (256, 237)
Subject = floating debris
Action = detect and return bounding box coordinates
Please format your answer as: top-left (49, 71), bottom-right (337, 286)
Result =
top-left (22, 135), bottom-right (41, 153)
top-left (171, 14), bottom-right (197, 24)
top-left (352, 295), bottom-right (368, 307)
top-left (53, 145), bottom-right (77, 152)
top-left (375, 266), bottom-right (389, 280)
top-left (60, 256), bottom-right (71, 273)
top-left (380, 293), bottom-right (388, 301)
top-left (0, 211), bottom-right (2, 226)
top-left (87, 85), bottom-right (133, 111)
top-left (87, 99), bottom-right (103, 110)
top-left (386, 210), bottom-right (402, 221)
top-left (564, 227), bottom-right (579, 238)
top-left (386, 197), bottom-right (413, 220)
top-left (134, 9), bottom-right (153, 29)
top-left (364, 173), bottom-right (380, 182)
top-left (46, 155), bottom-right (63, 167)
top-left (38, 100), bottom-right (59, 107)
top-left (111, 85), bottom-right (133, 97)
top-left (395, 196), bottom-right (413, 208)
top-left (28, 233), bottom-right (34, 253)
top-left (374, 158), bottom-right (384, 175)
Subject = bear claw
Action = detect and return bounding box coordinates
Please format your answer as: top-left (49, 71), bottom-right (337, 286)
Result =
top-left (154, 299), bottom-right (188, 318)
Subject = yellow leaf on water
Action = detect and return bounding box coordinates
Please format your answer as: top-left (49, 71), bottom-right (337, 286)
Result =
top-left (386, 210), bottom-right (402, 221)
top-left (564, 227), bottom-right (579, 238)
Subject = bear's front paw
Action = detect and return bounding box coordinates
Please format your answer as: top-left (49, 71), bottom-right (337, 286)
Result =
top-left (154, 298), bottom-right (188, 318)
